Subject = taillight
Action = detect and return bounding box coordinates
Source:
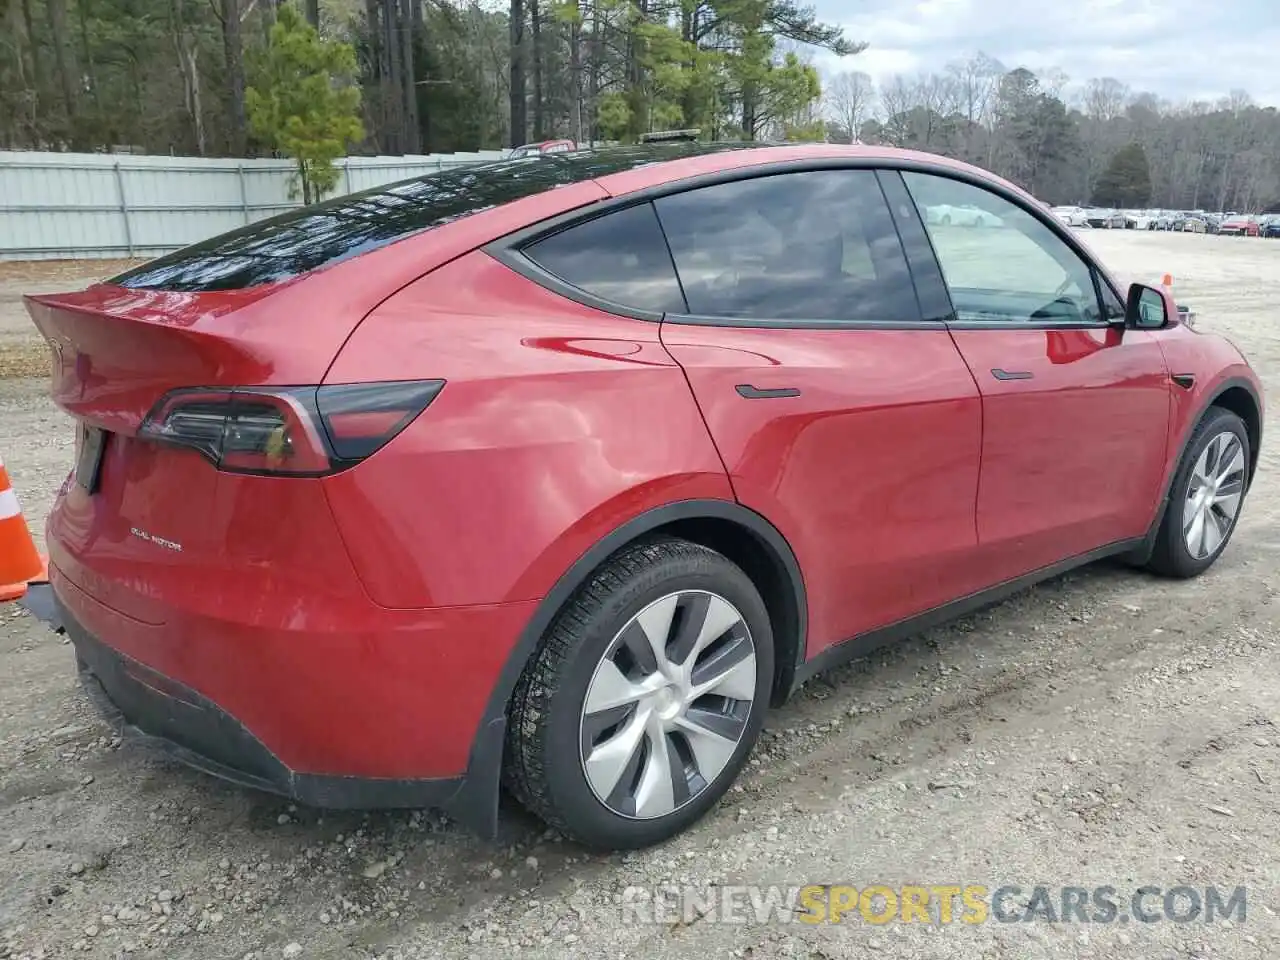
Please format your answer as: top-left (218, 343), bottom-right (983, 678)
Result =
top-left (139, 380), bottom-right (444, 476)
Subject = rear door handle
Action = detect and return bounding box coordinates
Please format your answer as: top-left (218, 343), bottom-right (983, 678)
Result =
top-left (736, 384), bottom-right (801, 399)
top-left (991, 368), bottom-right (1034, 381)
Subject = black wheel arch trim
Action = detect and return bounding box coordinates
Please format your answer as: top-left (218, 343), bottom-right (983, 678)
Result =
top-left (468, 497), bottom-right (810, 831)
top-left (1125, 374), bottom-right (1263, 565)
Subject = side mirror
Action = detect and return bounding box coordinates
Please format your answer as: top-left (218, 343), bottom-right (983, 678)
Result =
top-left (1125, 282), bottom-right (1179, 330)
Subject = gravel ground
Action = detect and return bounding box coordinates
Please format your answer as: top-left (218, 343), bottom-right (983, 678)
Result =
top-left (1, 231), bottom-right (1279, 960)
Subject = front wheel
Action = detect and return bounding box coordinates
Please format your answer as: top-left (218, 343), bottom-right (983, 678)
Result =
top-left (503, 537), bottom-right (773, 849)
top-left (1148, 407), bottom-right (1250, 578)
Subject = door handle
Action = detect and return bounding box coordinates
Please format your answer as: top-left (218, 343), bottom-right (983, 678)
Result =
top-left (1171, 373), bottom-right (1196, 390)
top-left (990, 368), bottom-right (1034, 381)
top-left (736, 384), bottom-right (801, 399)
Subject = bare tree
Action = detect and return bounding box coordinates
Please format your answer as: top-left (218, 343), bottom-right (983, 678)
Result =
top-left (218, 0), bottom-right (247, 154)
top-left (1082, 77), bottom-right (1130, 122)
top-left (877, 72), bottom-right (959, 150)
top-left (171, 0), bottom-right (206, 154)
top-left (826, 70), bottom-right (874, 142)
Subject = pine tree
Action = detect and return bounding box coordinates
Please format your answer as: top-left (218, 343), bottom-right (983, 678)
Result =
top-left (246, 3), bottom-right (364, 204)
top-left (1092, 142), bottom-right (1152, 208)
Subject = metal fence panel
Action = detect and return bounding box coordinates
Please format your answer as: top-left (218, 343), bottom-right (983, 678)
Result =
top-left (0, 150), bottom-right (507, 260)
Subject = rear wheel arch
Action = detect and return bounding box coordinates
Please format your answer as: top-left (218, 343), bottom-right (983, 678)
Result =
top-left (483, 500), bottom-right (808, 736)
top-left (456, 500), bottom-right (808, 836)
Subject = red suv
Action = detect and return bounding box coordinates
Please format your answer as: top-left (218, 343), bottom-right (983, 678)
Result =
top-left (26, 143), bottom-right (1263, 849)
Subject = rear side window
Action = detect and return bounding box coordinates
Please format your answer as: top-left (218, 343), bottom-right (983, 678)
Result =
top-left (109, 143), bottom-right (755, 293)
top-left (522, 202), bottom-right (687, 314)
top-left (653, 170), bottom-right (921, 324)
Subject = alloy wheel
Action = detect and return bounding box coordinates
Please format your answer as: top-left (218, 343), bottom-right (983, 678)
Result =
top-left (578, 590), bottom-right (757, 820)
top-left (1184, 430), bottom-right (1246, 560)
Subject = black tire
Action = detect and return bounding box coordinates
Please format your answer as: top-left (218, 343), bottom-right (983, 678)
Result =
top-left (940, 214), bottom-right (952, 226)
top-left (503, 536), bottom-right (774, 849)
top-left (1147, 406), bottom-right (1250, 578)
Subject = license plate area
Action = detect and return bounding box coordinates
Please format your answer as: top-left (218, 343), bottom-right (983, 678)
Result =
top-left (75, 424), bottom-right (106, 494)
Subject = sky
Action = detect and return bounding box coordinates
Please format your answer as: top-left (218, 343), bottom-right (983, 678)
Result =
top-left (809, 0), bottom-right (1280, 107)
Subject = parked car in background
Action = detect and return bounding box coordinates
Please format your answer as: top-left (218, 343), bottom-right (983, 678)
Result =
top-left (1179, 215), bottom-right (1208, 233)
top-left (1084, 208), bottom-right (1126, 228)
top-left (24, 142), bottom-right (1264, 850)
top-left (508, 138), bottom-right (577, 159)
top-left (1051, 205), bottom-right (1089, 226)
top-left (925, 203), bottom-right (1003, 227)
top-left (1219, 215), bottom-right (1260, 237)
top-left (1260, 215), bottom-right (1280, 238)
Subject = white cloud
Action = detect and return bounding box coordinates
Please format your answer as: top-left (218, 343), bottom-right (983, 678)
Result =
top-left (809, 0), bottom-right (1280, 106)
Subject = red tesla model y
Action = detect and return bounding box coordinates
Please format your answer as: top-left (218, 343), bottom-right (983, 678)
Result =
top-left (26, 143), bottom-right (1263, 849)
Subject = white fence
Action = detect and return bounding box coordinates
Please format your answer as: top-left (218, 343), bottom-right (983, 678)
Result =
top-left (0, 150), bottom-right (507, 261)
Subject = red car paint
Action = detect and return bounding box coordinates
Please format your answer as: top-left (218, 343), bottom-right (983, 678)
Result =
top-left (25, 143), bottom-right (1264, 830)
top-left (1219, 216), bottom-right (1260, 237)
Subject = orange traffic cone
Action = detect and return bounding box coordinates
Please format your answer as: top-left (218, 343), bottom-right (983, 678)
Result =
top-left (0, 452), bottom-right (46, 602)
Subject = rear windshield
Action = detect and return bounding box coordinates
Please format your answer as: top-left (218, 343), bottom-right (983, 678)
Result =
top-left (112, 144), bottom-right (755, 293)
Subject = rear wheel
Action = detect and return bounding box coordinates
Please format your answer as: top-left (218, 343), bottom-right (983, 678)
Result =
top-left (1148, 407), bottom-right (1250, 578)
top-left (503, 537), bottom-right (773, 849)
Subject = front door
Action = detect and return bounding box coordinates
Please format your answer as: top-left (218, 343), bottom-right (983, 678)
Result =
top-left (650, 168), bottom-right (985, 654)
top-left (896, 170), bottom-right (1171, 581)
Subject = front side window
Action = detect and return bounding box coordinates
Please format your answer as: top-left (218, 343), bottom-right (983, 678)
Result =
top-left (652, 170), bottom-right (922, 324)
top-left (1099, 276), bottom-right (1125, 320)
top-left (521, 202), bottom-right (687, 314)
top-left (902, 171), bottom-right (1105, 325)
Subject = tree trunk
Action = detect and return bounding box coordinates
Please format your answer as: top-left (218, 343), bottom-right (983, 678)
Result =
top-left (411, 0), bottom-right (425, 147)
top-left (382, 0), bottom-right (404, 152)
top-left (170, 0), bottom-right (205, 154)
top-left (362, 0), bottom-right (384, 152)
top-left (624, 0), bottom-right (648, 139)
top-left (47, 0), bottom-right (81, 138)
top-left (19, 0), bottom-right (47, 140)
top-left (221, 0), bottom-right (247, 154)
top-left (680, 2), bottom-right (698, 127)
top-left (8, 0), bottom-right (37, 144)
top-left (399, 0), bottom-right (419, 152)
top-left (77, 0), bottom-right (100, 121)
top-left (568, 13), bottom-right (583, 145)
top-left (304, 0), bottom-right (320, 29)
top-left (741, 82), bottom-right (757, 139)
top-left (586, 0), bottom-right (599, 143)
top-left (187, 45), bottom-right (205, 155)
top-left (531, 0), bottom-right (544, 139)
top-left (509, 0), bottom-right (526, 146)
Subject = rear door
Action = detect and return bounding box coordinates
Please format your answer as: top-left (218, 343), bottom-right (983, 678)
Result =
top-left (649, 168), bottom-right (985, 655)
top-left (894, 169), bottom-right (1171, 581)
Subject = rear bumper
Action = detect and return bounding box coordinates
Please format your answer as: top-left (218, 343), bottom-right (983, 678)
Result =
top-left (29, 573), bottom-right (532, 838)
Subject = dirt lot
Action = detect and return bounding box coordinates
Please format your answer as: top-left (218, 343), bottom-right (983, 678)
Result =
top-left (1, 232), bottom-right (1278, 960)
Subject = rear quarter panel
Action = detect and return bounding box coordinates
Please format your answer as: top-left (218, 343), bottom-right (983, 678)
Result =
top-left (322, 250), bottom-right (734, 609)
